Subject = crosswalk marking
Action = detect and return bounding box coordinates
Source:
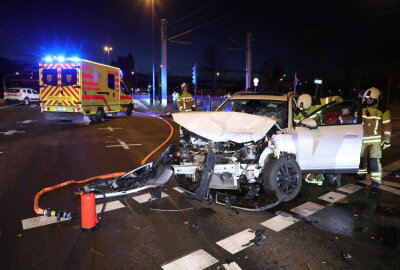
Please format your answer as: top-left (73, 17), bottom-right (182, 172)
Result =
top-left (131, 192), bottom-right (169, 203)
top-left (216, 229), bottom-right (256, 254)
top-left (379, 185), bottom-right (400, 196)
top-left (382, 181), bottom-right (400, 188)
top-left (337, 184), bottom-right (363, 194)
top-left (260, 215), bottom-right (299, 232)
top-left (290, 202), bottom-right (325, 217)
top-left (21, 201), bottom-right (125, 230)
top-left (318, 191), bottom-right (347, 203)
top-left (161, 249), bottom-right (218, 270)
top-left (223, 262), bottom-right (242, 270)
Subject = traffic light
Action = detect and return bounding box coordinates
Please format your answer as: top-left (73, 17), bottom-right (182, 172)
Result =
top-left (192, 64), bottom-right (197, 86)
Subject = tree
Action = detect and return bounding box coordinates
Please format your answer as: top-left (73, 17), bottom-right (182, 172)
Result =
top-left (200, 45), bottom-right (224, 94)
top-left (111, 53), bottom-right (137, 88)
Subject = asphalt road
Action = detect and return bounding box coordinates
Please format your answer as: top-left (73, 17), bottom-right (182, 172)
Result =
top-left (0, 102), bottom-right (399, 270)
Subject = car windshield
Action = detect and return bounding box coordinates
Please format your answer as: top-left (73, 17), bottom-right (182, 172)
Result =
top-left (6, 88), bottom-right (20, 93)
top-left (218, 99), bottom-right (288, 128)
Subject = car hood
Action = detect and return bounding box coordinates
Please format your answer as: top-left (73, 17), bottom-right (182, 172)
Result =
top-left (172, 111), bottom-right (277, 143)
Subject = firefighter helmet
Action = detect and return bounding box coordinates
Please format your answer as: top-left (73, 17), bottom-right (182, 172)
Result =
top-left (297, 94), bottom-right (313, 110)
top-left (363, 87), bottom-right (381, 100)
top-left (181, 82), bottom-right (188, 89)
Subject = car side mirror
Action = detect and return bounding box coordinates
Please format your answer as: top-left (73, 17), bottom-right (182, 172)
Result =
top-left (300, 118), bottom-right (317, 129)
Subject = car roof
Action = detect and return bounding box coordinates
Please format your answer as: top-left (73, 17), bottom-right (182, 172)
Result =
top-left (228, 91), bottom-right (289, 102)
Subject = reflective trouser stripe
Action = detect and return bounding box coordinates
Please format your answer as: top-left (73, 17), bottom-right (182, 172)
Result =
top-left (370, 158), bottom-right (382, 184)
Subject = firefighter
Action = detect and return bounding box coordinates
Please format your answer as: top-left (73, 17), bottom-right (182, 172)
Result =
top-left (356, 87), bottom-right (391, 187)
top-left (177, 82), bottom-right (195, 112)
top-left (294, 93), bottom-right (343, 123)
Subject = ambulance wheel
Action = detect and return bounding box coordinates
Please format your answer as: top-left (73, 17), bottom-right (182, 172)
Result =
top-left (126, 103), bottom-right (133, 116)
top-left (24, 97), bottom-right (30, 105)
top-left (263, 156), bottom-right (302, 202)
top-left (90, 108), bottom-right (104, 123)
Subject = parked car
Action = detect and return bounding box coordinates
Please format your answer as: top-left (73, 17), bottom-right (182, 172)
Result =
top-left (4, 88), bottom-right (39, 105)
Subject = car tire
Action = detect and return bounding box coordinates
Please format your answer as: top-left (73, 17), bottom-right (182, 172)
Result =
top-left (89, 108), bottom-right (105, 123)
top-left (263, 156), bottom-right (302, 202)
top-left (24, 97), bottom-right (30, 105)
top-left (126, 103), bottom-right (133, 116)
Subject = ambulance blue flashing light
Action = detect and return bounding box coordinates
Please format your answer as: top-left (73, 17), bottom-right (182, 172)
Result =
top-left (44, 56), bottom-right (53, 62)
top-left (57, 56), bottom-right (66, 62)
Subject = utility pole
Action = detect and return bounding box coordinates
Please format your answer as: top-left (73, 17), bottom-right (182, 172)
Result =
top-left (161, 19), bottom-right (168, 107)
top-left (245, 32), bottom-right (253, 90)
top-left (151, 0), bottom-right (156, 106)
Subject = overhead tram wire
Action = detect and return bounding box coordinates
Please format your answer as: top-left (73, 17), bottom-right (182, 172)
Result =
top-left (168, 9), bottom-right (243, 42)
top-left (168, 1), bottom-right (216, 29)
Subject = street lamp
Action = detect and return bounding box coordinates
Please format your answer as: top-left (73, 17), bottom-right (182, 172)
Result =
top-left (104, 46), bottom-right (113, 64)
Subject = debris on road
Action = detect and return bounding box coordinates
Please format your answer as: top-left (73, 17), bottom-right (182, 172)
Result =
top-left (242, 229), bottom-right (267, 247)
top-left (341, 252), bottom-right (352, 260)
top-left (189, 223), bottom-right (200, 232)
top-left (275, 211), bottom-right (292, 218)
top-left (90, 248), bottom-right (105, 257)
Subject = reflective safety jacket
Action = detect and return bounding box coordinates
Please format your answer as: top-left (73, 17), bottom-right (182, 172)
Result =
top-left (362, 103), bottom-right (391, 144)
top-left (293, 96), bottom-right (339, 122)
top-left (177, 91), bottom-right (195, 112)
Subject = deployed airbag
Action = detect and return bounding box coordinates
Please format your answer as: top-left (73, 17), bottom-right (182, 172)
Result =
top-left (172, 111), bottom-right (276, 143)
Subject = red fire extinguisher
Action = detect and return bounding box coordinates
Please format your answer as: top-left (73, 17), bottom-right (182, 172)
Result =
top-left (80, 186), bottom-right (99, 232)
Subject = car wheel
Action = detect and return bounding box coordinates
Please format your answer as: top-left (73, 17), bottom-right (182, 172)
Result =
top-left (24, 97), bottom-right (30, 105)
top-left (325, 174), bottom-right (341, 187)
top-left (263, 156), bottom-right (302, 202)
top-left (126, 103), bottom-right (133, 116)
top-left (89, 108), bottom-right (105, 123)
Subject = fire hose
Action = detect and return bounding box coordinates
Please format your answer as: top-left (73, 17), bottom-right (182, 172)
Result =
top-left (33, 112), bottom-right (175, 228)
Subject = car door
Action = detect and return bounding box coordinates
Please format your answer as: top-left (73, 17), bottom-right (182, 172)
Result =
top-left (295, 100), bottom-right (363, 172)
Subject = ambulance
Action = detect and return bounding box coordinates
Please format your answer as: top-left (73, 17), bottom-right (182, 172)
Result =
top-left (39, 57), bottom-right (134, 122)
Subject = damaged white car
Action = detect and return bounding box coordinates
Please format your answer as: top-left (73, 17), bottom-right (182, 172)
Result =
top-left (168, 92), bottom-right (363, 210)
top-left (82, 92), bottom-right (363, 212)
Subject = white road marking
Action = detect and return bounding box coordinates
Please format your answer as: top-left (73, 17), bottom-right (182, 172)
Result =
top-left (0, 103), bottom-right (22, 110)
top-left (260, 215), bottom-right (299, 232)
top-left (0, 130), bottom-right (25, 136)
top-left (318, 191), bottom-right (347, 203)
top-left (379, 185), bottom-right (400, 196)
top-left (382, 181), bottom-right (400, 188)
top-left (383, 160), bottom-right (400, 178)
top-left (173, 187), bottom-right (185, 193)
top-left (223, 262), bottom-right (242, 270)
top-left (161, 249), bottom-right (218, 270)
top-left (105, 138), bottom-right (141, 149)
top-left (290, 202), bottom-right (325, 217)
top-left (16, 120), bottom-right (37, 124)
top-left (337, 184), bottom-right (363, 194)
top-left (216, 229), bottom-right (256, 254)
top-left (96, 200), bottom-right (125, 213)
top-left (22, 216), bottom-right (70, 230)
top-left (131, 192), bottom-right (169, 203)
top-left (97, 127), bottom-right (123, 132)
top-left (21, 201), bottom-right (125, 230)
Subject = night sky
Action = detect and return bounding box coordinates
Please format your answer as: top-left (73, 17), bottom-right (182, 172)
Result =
top-left (1, 0), bottom-right (399, 79)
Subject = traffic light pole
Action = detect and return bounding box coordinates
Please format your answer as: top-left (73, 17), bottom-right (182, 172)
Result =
top-left (161, 19), bottom-right (168, 107)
